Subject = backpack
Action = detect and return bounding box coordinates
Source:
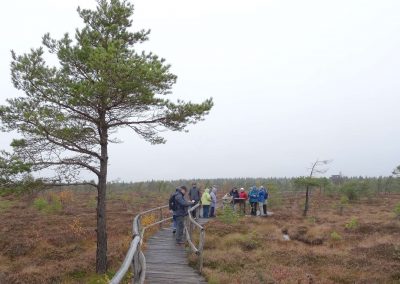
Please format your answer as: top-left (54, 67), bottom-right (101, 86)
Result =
top-left (169, 192), bottom-right (178, 211)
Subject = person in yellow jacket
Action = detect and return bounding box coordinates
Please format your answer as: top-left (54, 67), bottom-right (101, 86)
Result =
top-left (201, 188), bottom-right (212, 218)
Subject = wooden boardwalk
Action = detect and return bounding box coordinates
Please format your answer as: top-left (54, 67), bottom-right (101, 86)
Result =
top-left (144, 218), bottom-right (209, 284)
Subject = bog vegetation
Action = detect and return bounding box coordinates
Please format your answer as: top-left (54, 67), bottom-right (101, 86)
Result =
top-left (0, 176), bottom-right (399, 283)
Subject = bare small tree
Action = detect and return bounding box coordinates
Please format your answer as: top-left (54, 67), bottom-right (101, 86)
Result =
top-left (295, 159), bottom-right (332, 216)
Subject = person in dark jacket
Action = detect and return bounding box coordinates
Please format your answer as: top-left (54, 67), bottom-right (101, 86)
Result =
top-left (189, 182), bottom-right (201, 219)
top-left (170, 188), bottom-right (179, 234)
top-left (230, 187), bottom-right (240, 210)
top-left (174, 185), bottom-right (194, 245)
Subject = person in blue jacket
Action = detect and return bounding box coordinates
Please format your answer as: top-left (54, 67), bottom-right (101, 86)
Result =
top-left (258, 186), bottom-right (267, 216)
top-left (249, 186), bottom-right (259, 216)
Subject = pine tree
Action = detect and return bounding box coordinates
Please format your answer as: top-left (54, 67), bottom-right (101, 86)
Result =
top-left (0, 0), bottom-right (213, 273)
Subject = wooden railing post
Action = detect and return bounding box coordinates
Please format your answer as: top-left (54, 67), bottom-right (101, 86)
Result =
top-left (133, 215), bottom-right (142, 284)
top-left (133, 243), bottom-right (141, 284)
top-left (198, 204), bottom-right (202, 219)
top-left (136, 216), bottom-right (142, 236)
top-left (138, 251), bottom-right (146, 284)
top-left (187, 216), bottom-right (193, 240)
top-left (184, 217), bottom-right (188, 240)
top-left (198, 228), bottom-right (205, 273)
top-left (159, 208), bottom-right (163, 229)
top-left (130, 259), bottom-right (135, 284)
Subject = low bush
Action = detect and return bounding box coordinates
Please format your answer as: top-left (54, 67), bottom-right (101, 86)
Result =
top-left (33, 197), bottom-right (48, 211)
top-left (345, 217), bottom-right (359, 230)
top-left (49, 193), bottom-right (62, 212)
top-left (33, 194), bottom-right (62, 213)
top-left (330, 231), bottom-right (342, 241)
top-left (335, 195), bottom-right (349, 215)
top-left (217, 205), bottom-right (241, 224)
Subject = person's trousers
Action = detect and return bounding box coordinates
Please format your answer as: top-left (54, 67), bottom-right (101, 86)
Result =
top-left (210, 206), bottom-right (215, 217)
top-left (202, 205), bottom-right (210, 218)
top-left (250, 202), bottom-right (258, 215)
top-left (175, 215), bottom-right (185, 243)
top-left (172, 215), bottom-right (177, 230)
top-left (238, 201), bottom-right (246, 214)
top-left (258, 202), bottom-right (264, 215)
top-left (191, 202), bottom-right (199, 218)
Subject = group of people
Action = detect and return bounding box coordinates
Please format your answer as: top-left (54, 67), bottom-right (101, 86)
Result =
top-left (225, 185), bottom-right (269, 216)
top-left (169, 183), bottom-right (217, 245)
top-left (169, 183), bottom-right (269, 245)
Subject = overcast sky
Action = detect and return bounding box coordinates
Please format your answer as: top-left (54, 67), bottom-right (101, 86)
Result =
top-left (1, 0), bottom-right (400, 181)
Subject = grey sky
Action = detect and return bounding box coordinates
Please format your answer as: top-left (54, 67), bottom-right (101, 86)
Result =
top-left (1, 0), bottom-right (400, 181)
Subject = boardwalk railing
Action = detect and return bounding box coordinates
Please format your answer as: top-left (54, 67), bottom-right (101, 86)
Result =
top-left (110, 203), bottom-right (207, 283)
top-left (110, 205), bottom-right (172, 284)
top-left (185, 203), bottom-right (206, 273)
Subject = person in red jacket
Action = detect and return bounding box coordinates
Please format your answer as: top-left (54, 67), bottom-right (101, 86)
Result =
top-left (239, 188), bottom-right (248, 199)
top-left (238, 188), bottom-right (248, 214)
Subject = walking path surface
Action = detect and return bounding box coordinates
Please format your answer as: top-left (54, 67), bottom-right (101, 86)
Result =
top-left (144, 218), bottom-right (209, 284)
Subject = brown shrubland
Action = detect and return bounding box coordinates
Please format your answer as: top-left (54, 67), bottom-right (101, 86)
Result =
top-left (0, 188), bottom-right (168, 283)
top-left (198, 193), bottom-right (400, 283)
top-left (1, 187), bottom-right (399, 283)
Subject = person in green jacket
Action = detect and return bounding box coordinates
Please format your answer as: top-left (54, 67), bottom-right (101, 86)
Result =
top-left (201, 188), bottom-right (212, 218)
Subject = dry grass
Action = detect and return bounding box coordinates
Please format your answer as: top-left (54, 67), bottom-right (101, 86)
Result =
top-left (1, 190), bottom-right (399, 283)
top-left (200, 194), bottom-right (400, 283)
top-left (0, 189), bottom-right (169, 283)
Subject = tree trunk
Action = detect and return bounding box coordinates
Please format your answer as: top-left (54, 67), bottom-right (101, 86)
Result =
top-left (303, 186), bottom-right (309, 216)
top-left (96, 123), bottom-right (108, 274)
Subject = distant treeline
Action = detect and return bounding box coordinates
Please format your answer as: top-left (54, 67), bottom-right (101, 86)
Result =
top-left (106, 176), bottom-right (400, 196)
top-left (3, 176), bottom-right (399, 199)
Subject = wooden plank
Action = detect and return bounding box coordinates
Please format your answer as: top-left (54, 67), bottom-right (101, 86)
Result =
top-left (146, 266), bottom-right (196, 274)
top-left (146, 273), bottom-right (204, 281)
top-left (146, 260), bottom-right (187, 265)
top-left (145, 277), bottom-right (207, 284)
top-left (146, 270), bottom-right (201, 277)
top-left (144, 221), bottom-right (209, 283)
